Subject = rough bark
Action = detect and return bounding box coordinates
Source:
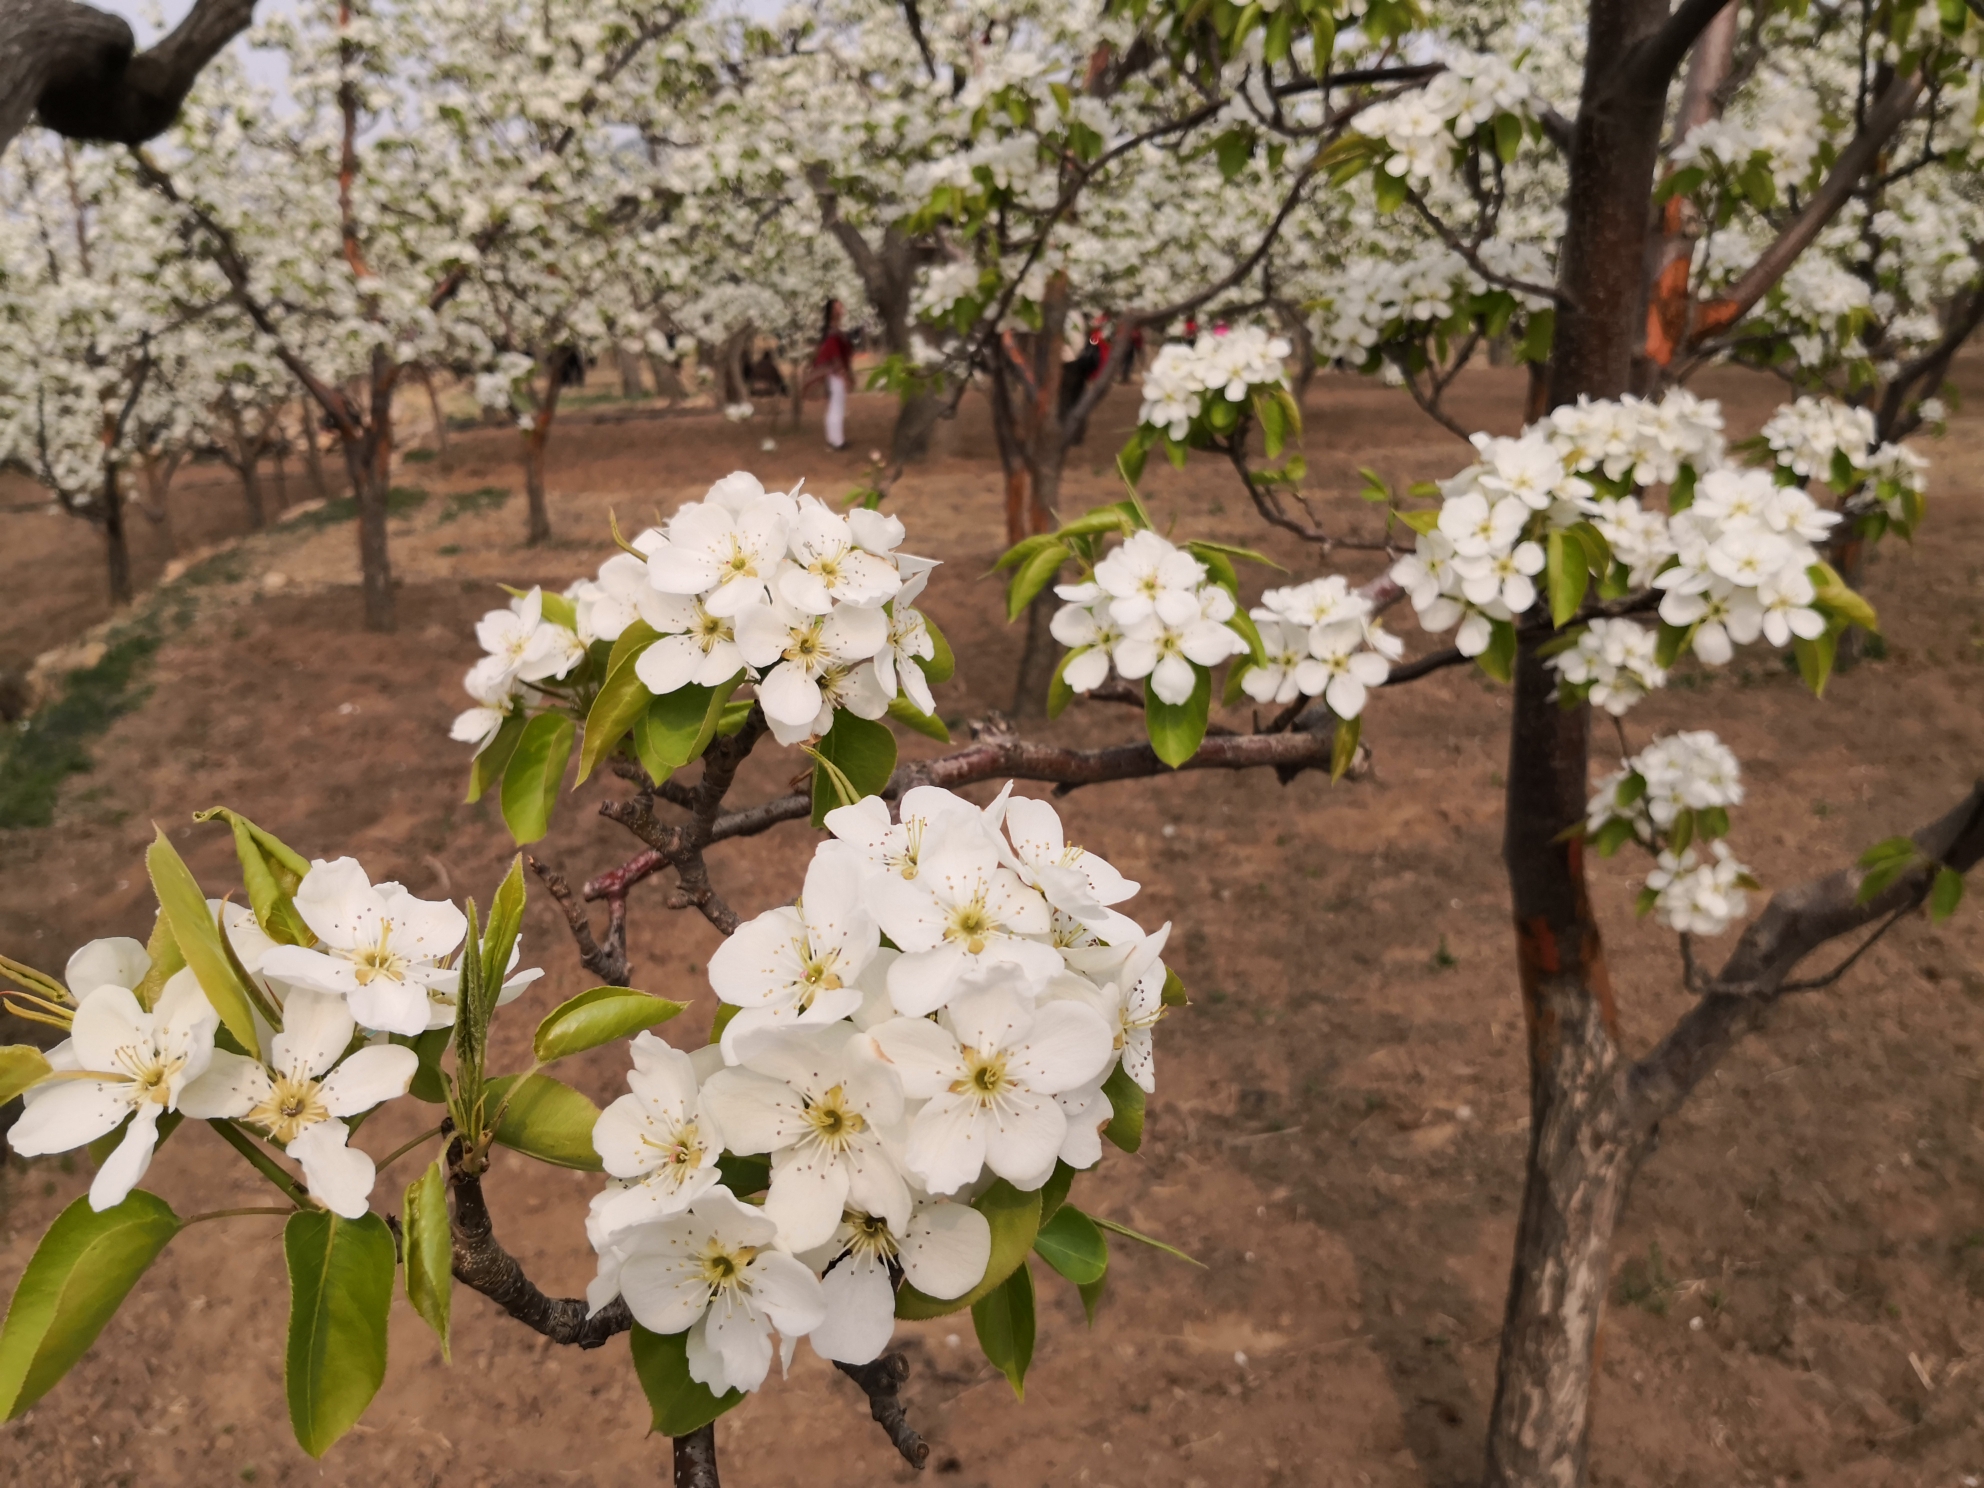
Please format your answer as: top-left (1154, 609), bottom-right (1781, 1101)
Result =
top-left (522, 361), bottom-right (563, 546)
top-left (100, 456), bottom-right (132, 606)
top-left (673, 1426), bottom-right (720, 1488)
top-left (1486, 5), bottom-right (1733, 1483)
top-left (297, 397), bottom-right (328, 496)
top-left (1, 0), bottom-right (257, 154)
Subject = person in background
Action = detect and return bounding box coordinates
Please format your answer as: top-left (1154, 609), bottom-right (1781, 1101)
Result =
top-left (804, 299), bottom-right (854, 451)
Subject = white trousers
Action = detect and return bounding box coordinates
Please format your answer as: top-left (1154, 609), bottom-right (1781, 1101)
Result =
top-left (825, 373), bottom-right (847, 448)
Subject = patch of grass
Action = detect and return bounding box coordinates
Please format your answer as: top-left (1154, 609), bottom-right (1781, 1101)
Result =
top-left (438, 485), bottom-right (512, 523)
top-left (175, 548), bottom-right (249, 587)
top-left (1431, 935), bottom-right (1459, 971)
top-left (1617, 1240), bottom-right (1676, 1316)
top-left (403, 448), bottom-right (438, 464)
top-left (0, 622), bottom-right (159, 828)
top-left (280, 485), bottom-right (429, 531)
top-left (437, 543), bottom-right (462, 556)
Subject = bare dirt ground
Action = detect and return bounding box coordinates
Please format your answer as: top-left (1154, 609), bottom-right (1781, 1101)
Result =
top-left (1, 365), bottom-right (1981, 1488)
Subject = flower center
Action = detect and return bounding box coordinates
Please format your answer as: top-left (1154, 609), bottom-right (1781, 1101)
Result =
top-left (642, 1119), bottom-right (707, 1181)
top-left (802, 1084), bottom-right (866, 1151)
top-left (783, 620), bottom-right (826, 668)
top-left (724, 538), bottom-right (757, 577)
top-left (696, 1237), bottom-right (758, 1297)
top-left (248, 1071), bottom-right (329, 1145)
top-left (944, 891), bottom-right (994, 955)
top-left (951, 1046), bottom-right (1011, 1106)
top-left (843, 1209), bottom-right (899, 1263)
top-left (343, 922), bottom-right (410, 986)
top-left (112, 1041), bottom-right (185, 1105)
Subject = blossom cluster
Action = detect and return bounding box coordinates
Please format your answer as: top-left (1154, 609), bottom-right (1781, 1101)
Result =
top-left (8, 858), bottom-right (526, 1217)
top-left (1136, 326), bottom-right (1291, 442)
top-left (1547, 617), bottom-right (1666, 716)
top-left (1309, 241), bottom-right (1555, 367)
top-left (1758, 395), bottom-right (1930, 529)
top-left (1586, 731), bottom-right (1755, 936)
top-left (453, 471), bottom-right (941, 753)
top-left (1653, 467), bottom-right (1840, 660)
top-left (584, 785), bottom-right (1168, 1396)
top-left (1048, 530), bottom-right (1250, 703)
top-left (1356, 50), bottom-right (1538, 187)
top-left (1241, 576), bottom-right (1399, 718)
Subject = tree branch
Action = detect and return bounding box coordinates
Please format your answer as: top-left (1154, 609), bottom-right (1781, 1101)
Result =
top-left (1686, 70), bottom-right (1925, 347)
top-left (448, 1170), bottom-right (632, 1348)
top-left (527, 853), bottom-right (629, 986)
top-left (1621, 0), bottom-right (1739, 100)
top-left (5, 0), bottom-right (257, 153)
top-left (834, 1353), bottom-right (930, 1470)
top-left (1626, 778), bottom-right (1984, 1134)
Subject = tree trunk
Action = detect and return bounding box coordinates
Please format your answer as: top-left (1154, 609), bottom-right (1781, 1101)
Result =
top-left (299, 397), bottom-right (328, 497)
top-left (346, 354), bottom-right (398, 632)
top-left (239, 458), bottom-right (265, 529)
top-left (1482, 4), bottom-right (1695, 1482)
top-left (136, 451), bottom-right (177, 553)
top-left (616, 346), bottom-right (646, 399)
top-left (522, 367), bottom-right (562, 546)
top-left (891, 389), bottom-right (942, 463)
top-left (673, 1425), bottom-right (719, 1487)
top-left (789, 356), bottom-right (806, 432)
top-left (271, 425), bottom-right (288, 514)
top-left (648, 354), bottom-right (686, 403)
top-left (419, 365), bottom-right (449, 452)
top-left (101, 455), bottom-right (132, 607)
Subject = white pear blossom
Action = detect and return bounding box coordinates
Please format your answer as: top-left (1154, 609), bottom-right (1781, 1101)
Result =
top-left (257, 858), bottom-right (470, 1037)
top-left (1093, 530), bottom-right (1207, 628)
top-left (802, 1198), bottom-right (992, 1365)
top-left (709, 848), bottom-right (879, 1053)
top-left (599, 1191), bottom-right (827, 1395)
top-left (178, 988), bottom-right (416, 1218)
top-left (588, 1033), bottom-right (727, 1242)
top-left (867, 982), bottom-right (1115, 1195)
top-left (701, 1024), bottom-right (910, 1252)
top-left (648, 497), bottom-right (792, 618)
top-left (9, 972), bottom-right (219, 1211)
top-left (734, 598), bottom-right (889, 743)
top-left (777, 497), bottom-right (904, 613)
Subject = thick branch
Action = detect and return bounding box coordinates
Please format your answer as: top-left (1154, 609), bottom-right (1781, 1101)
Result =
top-left (1627, 778), bottom-right (1984, 1133)
top-left (449, 1171), bottom-right (631, 1348)
top-left (527, 854), bottom-right (629, 986)
top-left (1620, 0), bottom-right (1738, 100)
top-left (1688, 70), bottom-right (1925, 345)
top-left (5, 0), bottom-right (256, 152)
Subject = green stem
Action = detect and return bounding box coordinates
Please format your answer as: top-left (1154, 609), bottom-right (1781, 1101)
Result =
top-left (374, 1123), bottom-right (445, 1176)
top-left (209, 1118), bottom-right (313, 1206)
top-left (183, 1205), bottom-right (296, 1226)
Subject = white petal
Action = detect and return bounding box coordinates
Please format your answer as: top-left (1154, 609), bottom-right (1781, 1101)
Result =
top-left (622, 1252), bottom-right (717, 1336)
top-left (700, 1068), bottom-right (809, 1153)
top-left (809, 1258), bottom-right (896, 1365)
top-left (8, 1078), bottom-right (132, 1154)
top-left (293, 858), bottom-right (385, 950)
top-left (758, 663), bottom-right (825, 728)
top-left (64, 937), bottom-right (150, 996)
top-left (317, 1044), bottom-right (418, 1117)
top-left (345, 975), bottom-right (435, 1038)
top-left (981, 1090), bottom-right (1067, 1188)
top-left (176, 1050), bottom-right (271, 1120)
top-left (271, 987), bottom-right (358, 1080)
top-left (288, 1119), bottom-right (376, 1218)
top-left (89, 1104), bottom-right (160, 1211)
top-left (765, 1145), bottom-right (853, 1251)
top-left (904, 1091), bottom-right (987, 1195)
top-left (866, 1017), bottom-right (963, 1097)
top-left (68, 984), bottom-right (152, 1074)
top-left (899, 1202), bottom-right (992, 1300)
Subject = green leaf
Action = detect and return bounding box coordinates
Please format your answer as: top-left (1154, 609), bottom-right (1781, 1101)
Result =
top-left (919, 613), bottom-right (956, 684)
top-left (1037, 1159), bottom-right (1076, 1223)
top-left (1547, 530), bottom-right (1589, 628)
top-left (283, 1210), bottom-right (394, 1458)
top-left (1477, 620), bottom-right (1518, 684)
top-left (400, 1027), bottom-right (452, 1103)
top-left (1006, 541), bottom-right (1071, 622)
top-left (1930, 866), bottom-right (1965, 924)
top-left (1494, 110), bottom-right (1522, 164)
top-left (1117, 434), bottom-right (1149, 489)
top-left (714, 1151), bottom-right (770, 1196)
top-left (887, 695), bottom-right (950, 742)
top-left (499, 713), bottom-right (576, 846)
top-left (1078, 1272), bottom-right (1107, 1325)
top-left (1518, 308), bottom-right (1557, 365)
top-left (809, 711), bottom-right (898, 829)
top-left (1395, 507), bottom-right (1440, 536)
top-left (1373, 165), bottom-right (1409, 213)
top-left (1033, 1203), bottom-right (1108, 1286)
top-left (972, 1261), bottom-right (1036, 1399)
top-left (635, 673), bottom-right (744, 786)
top-left (86, 1110), bottom-right (183, 1168)
top-left (465, 709), bottom-right (527, 805)
top-left (1144, 669), bottom-right (1211, 769)
top-left (897, 1179), bottom-right (1042, 1319)
top-left (1101, 1061), bottom-right (1146, 1153)
top-left (1698, 805), bottom-right (1730, 841)
top-left (146, 828), bottom-right (262, 1058)
top-left (1330, 714), bottom-right (1362, 784)
top-left (604, 619), bottom-right (663, 680)
top-left (992, 532), bottom-right (1063, 575)
top-left (1047, 646), bottom-right (1085, 719)
top-left (485, 1074), bottom-right (603, 1170)
top-left (1090, 1214), bottom-right (1205, 1268)
top-left (630, 1324), bottom-right (745, 1437)
top-left (1668, 808), bottom-right (1695, 856)
top-left (402, 1159), bottom-right (452, 1362)
top-left (1161, 968), bottom-right (1188, 1007)
top-left (1593, 816), bottom-right (1637, 857)
top-left (1192, 544), bottom-right (1241, 594)
top-left (1054, 508), bottom-right (1136, 541)
top-left (577, 649), bottom-right (656, 785)
top-left (1792, 631), bottom-right (1837, 697)
top-left (194, 808), bottom-right (315, 946)
top-left (0, 1044), bottom-right (52, 1105)
top-left (0, 1190), bottom-right (180, 1420)
top-left (1859, 835), bottom-right (1921, 869)
top-left (533, 986), bottom-right (686, 1063)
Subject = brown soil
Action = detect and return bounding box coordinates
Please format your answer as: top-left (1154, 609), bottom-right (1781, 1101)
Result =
top-left (2, 367), bottom-right (1982, 1488)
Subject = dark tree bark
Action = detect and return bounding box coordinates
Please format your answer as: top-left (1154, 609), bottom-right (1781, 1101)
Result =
top-left (1, 0), bottom-right (257, 154)
top-left (521, 356), bottom-right (564, 546)
top-left (673, 1426), bottom-right (720, 1488)
top-left (100, 455), bottom-right (132, 606)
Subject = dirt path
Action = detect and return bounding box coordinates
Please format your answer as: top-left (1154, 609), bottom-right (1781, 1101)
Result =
top-left (1, 369), bottom-right (1981, 1488)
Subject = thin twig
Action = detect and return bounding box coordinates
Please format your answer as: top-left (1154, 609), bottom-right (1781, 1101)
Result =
top-left (835, 1353), bottom-right (931, 1469)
